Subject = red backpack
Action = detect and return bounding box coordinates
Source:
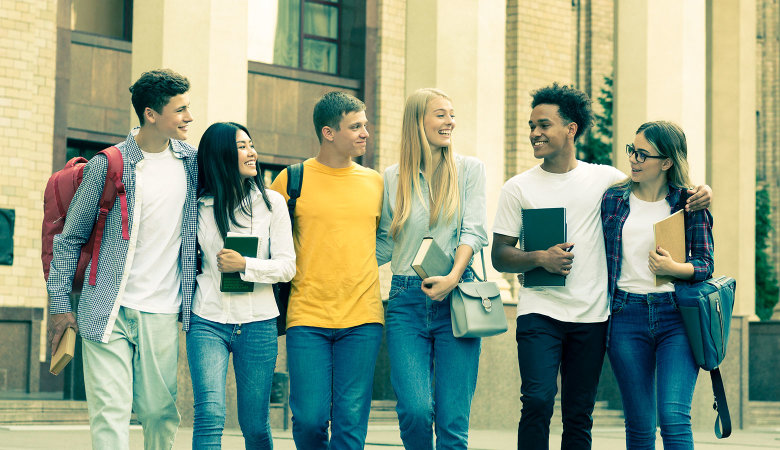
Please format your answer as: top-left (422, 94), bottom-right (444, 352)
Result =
top-left (42, 146), bottom-right (129, 292)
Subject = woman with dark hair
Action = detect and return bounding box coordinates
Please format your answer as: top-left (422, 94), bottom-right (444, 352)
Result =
top-left (601, 121), bottom-right (714, 449)
top-left (188, 122), bottom-right (295, 449)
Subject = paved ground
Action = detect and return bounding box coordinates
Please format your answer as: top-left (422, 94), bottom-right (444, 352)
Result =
top-left (0, 424), bottom-right (778, 449)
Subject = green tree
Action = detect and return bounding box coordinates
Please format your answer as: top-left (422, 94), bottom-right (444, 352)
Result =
top-left (577, 76), bottom-right (613, 165)
top-left (755, 184), bottom-right (779, 320)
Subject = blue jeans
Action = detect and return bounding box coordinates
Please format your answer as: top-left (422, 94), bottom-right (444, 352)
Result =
top-left (186, 314), bottom-right (277, 450)
top-left (386, 274), bottom-right (481, 450)
top-left (286, 323), bottom-right (383, 450)
top-left (608, 289), bottom-right (699, 450)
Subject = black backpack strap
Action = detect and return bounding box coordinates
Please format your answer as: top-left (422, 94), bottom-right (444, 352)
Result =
top-left (711, 368), bottom-right (732, 438)
top-left (286, 162), bottom-right (304, 222)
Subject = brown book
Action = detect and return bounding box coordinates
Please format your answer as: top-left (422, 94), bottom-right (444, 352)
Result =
top-left (50, 327), bottom-right (76, 376)
top-left (653, 210), bottom-right (686, 286)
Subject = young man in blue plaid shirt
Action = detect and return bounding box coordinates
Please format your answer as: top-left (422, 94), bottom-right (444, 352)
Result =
top-left (47, 69), bottom-right (198, 450)
top-left (491, 84), bottom-right (711, 450)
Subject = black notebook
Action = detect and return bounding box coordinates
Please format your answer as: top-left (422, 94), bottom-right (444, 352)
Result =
top-left (220, 235), bottom-right (259, 293)
top-left (521, 208), bottom-right (567, 287)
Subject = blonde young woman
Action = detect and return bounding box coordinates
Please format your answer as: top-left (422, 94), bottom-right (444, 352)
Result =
top-left (376, 88), bottom-right (488, 449)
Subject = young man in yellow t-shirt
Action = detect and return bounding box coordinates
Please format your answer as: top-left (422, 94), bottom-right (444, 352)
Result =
top-left (269, 92), bottom-right (384, 450)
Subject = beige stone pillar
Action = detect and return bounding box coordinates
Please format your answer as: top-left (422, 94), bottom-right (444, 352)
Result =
top-left (405, 0), bottom-right (505, 268)
top-left (707, 0), bottom-right (756, 318)
top-left (131, 0), bottom-right (249, 144)
top-left (405, 0), bottom-right (513, 430)
top-left (614, 0), bottom-right (707, 183)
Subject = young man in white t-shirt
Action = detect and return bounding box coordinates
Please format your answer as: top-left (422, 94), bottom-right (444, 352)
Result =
top-left (47, 69), bottom-right (198, 450)
top-left (491, 83), bottom-right (710, 450)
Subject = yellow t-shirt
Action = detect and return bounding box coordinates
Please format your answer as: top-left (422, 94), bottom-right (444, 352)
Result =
top-left (269, 158), bottom-right (384, 329)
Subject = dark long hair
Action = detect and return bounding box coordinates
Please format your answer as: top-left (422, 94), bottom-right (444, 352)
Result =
top-left (197, 122), bottom-right (272, 239)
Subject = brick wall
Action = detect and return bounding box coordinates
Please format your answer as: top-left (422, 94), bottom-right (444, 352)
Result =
top-left (374, 0), bottom-right (406, 173)
top-left (505, 0), bottom-right (577, 180)
top-left (0, 0), bottom-right (57, 308)
top-left (587, 0), bottom-right (614, 128)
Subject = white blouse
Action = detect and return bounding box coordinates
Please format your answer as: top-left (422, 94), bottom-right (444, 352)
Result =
top-left (194, 187), bottom-right (296, 324)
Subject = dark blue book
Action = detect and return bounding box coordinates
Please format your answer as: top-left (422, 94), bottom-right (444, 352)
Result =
top-left (521, 208), bottom-right (567, 287)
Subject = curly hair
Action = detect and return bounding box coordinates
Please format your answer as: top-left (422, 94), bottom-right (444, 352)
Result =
top-left (129, 69), bottom-right (190, 125)
top-left (531, 83), bottom-right (593, 142)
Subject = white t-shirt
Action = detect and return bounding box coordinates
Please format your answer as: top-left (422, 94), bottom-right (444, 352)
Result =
top-left (493, 161), bottom-right (625, 323)
top-left (120, 147), bottom-right (186, 313)
top-left (617, 192), bottom-right (675, 294)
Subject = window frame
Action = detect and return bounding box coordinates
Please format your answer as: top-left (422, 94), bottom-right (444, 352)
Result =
top-left (298, 0), bottom-right (341, 74)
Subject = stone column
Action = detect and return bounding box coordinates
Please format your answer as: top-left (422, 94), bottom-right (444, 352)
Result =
top-left (131, 0), bottom-right (249, 144)
top-left (404, 0), bottom-right (506, 274)
top-left (613, 0), bottom-right (707, 182)
top-left (704, 0), bottom-right (756, 430)
top-left (706, 0), bottom-right (757, 318)
top-left (405, 0), bottom-right (511, 429)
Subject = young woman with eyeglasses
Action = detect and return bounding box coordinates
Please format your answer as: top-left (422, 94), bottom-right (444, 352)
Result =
top-left (600, 121), bottom-right (714, 449)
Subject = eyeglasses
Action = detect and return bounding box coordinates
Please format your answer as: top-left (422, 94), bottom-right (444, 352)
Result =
top-left (626, 144), bottom-right (667, 163)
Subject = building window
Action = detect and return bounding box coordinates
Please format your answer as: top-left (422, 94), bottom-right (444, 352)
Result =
top-left (71, 0), bottom-right (132, 41)
top-left (250, 0), bottom-right (362, 76)
top-left (66, 139), bottom-right (111, 161)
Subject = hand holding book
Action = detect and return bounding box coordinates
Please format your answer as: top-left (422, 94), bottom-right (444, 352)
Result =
top-left (217, 248), bottom-right (247, 273)
top-left (538, 243), bottom-right (574, 275)
top-left (220, 234), bottom-right (259, 293)
top-left (520, 208), bottom-right (568, 287)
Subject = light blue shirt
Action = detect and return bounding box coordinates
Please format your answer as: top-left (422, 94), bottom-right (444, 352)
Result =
top-left (376, 154), bottom-right (488, 276)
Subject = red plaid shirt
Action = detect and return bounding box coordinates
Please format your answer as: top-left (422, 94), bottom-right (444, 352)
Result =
top-left (601, 184), bottom-right (714, 299)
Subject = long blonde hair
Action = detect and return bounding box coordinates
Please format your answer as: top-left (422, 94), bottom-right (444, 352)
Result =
top-left (389, 88), bottom-right (460, 239)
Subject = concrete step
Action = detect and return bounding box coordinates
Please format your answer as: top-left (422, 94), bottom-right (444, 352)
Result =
top-left (0, 400), bottom-right (141, 426)
top-left (367, 400), bottom-right (625, 428)
top-left (551, 400), bottom-right (625, 428)
top-left (749, 401), bottom-right (780, 427)
top-left (369, 400), bottom-right (398, 424)
top-left (0, 400), bottom-right (90, 425)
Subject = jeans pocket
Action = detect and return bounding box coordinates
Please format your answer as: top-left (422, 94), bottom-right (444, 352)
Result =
top-left (388, 285), bottom-right (407, 301)
top-left (611, 297), bottom-right (625, 315)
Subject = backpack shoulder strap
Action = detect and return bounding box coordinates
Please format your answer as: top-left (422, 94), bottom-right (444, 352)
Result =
top-left (286, 163), bottom-right (304, 219)
top-left (85, 146), bottom-right (128, 285)
top-left (287, 162), bottom-right (304, 200)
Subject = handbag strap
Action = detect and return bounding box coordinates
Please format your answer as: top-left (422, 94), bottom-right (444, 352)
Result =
top-left (711, 368), bottom-right (732, 438)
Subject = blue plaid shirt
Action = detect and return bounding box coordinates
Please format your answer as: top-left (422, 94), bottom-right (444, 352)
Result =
top-left (601, 185), bottom-right (714, 300)
top-left (47, 130), bottom-right (199, 342)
